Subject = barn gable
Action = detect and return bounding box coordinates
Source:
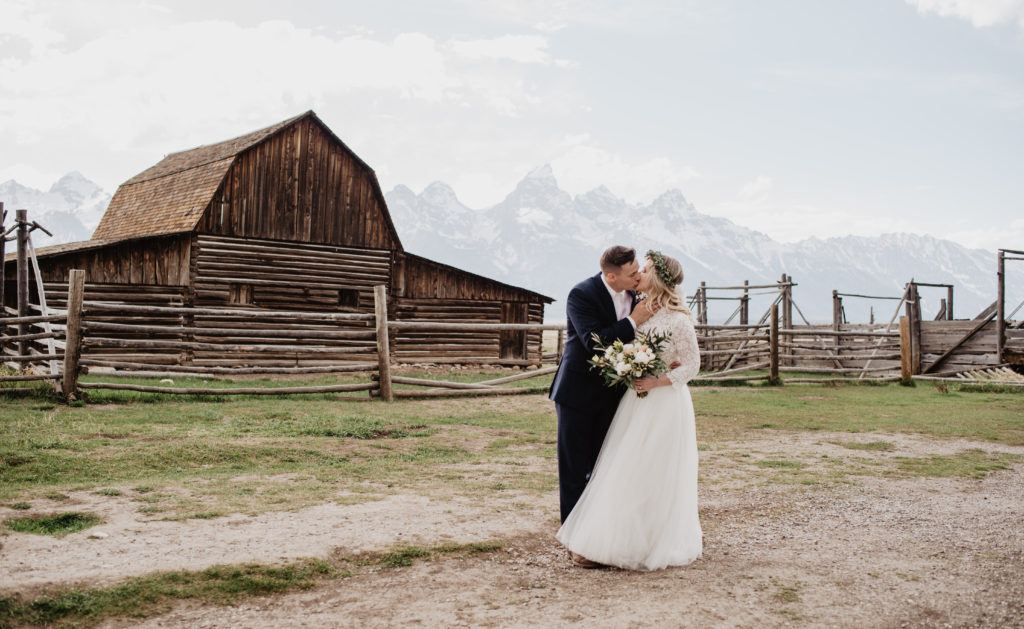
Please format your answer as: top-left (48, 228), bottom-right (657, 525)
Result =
top-left (94, 111), bottom-right (402, 250)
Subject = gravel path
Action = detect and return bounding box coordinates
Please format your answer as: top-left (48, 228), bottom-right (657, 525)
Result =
top-left (2, 431), bottom-right (1022, 628)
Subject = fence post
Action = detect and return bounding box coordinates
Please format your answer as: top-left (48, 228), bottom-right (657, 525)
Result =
top-left (783, 274), bottom-right (793, 366)
top-left (910, 283), bottom-right (922, 374)
top-left (740, 279), bottom-right (749, 325)
top-left (0, 202), bottom-right (5, 314)
top-left (16, 209), bottom-right (29, 359)
top-left (62, 269), bottom-right (85, 400)
top-left (997, 250), bottom-right (1005, 364)
top-left (556, 328), bottom-right (565, 361)
top-left (373, 284), bottom-right (393, 402)
top-left (698, 281), bottom-right (707, 325)
top-left (946, 285), bottom-right (954, 321)
top-left (769, 303), bottom-right (780, 385)
top-left (899, 315), bottom-right (913, 385)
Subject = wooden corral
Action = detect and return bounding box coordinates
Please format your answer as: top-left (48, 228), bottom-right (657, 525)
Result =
top-left (689, 272), bottom-right (1022, 381)
top-left (3, 111), bottom-right (551, 369)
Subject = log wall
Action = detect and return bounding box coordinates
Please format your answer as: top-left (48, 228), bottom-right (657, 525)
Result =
top-left (390, 299), bottom-right (544, 364)
top-left (188, 234), bottom-right (389, 365)
top-left (44, 282), bottom-right (187, 366)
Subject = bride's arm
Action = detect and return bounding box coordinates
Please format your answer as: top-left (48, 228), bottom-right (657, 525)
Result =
top-left (665, 316), bottom-right (701, 385)
top-left (634, 315), bottom-right (700, 392)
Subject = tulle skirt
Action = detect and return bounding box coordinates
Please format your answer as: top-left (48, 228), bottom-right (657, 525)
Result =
top-left (556, 383), bottom-right (702, 571)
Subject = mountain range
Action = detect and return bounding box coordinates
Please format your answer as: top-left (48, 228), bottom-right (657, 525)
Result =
top-left (1, 169), bottom-right (1006, 323)
top-left (0, 172), bottom-right (110, 246)
top-left (385, 165), bottom-right (1002, 323)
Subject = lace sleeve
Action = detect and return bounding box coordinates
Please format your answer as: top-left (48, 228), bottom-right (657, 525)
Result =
top-left (666, 313), bottom-right (701, 386)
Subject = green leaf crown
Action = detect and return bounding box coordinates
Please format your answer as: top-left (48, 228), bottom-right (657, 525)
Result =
top-left (646, 249), bottom-right (675, 286)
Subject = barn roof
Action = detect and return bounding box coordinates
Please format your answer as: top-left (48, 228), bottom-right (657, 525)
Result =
top-left (403, 252), bottom-right (554, 303)
top-left (3, 234), bottom-right (182, 264)
top-left (91, 111), bottom-right (399, 246)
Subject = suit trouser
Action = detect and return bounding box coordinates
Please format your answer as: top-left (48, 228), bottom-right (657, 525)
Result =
top-left (556, 402), bottom-right (615, 523)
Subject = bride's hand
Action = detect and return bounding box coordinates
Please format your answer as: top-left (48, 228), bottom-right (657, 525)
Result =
top-left (634, 376), bottom-right (662, 394)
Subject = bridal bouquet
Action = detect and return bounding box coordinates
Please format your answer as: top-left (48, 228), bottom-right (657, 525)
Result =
top-left (588, 331), bottom-right (671, 398)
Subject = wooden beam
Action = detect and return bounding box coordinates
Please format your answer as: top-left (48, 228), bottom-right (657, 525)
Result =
top-left (997, 250), bottom-right (1005, 364)
top-left (62, 269), bottom-right (85, 400)
top-left (78, 382), bottom-right (376, 395)
top-left (374, 284), bottom-right (393, 402)
top-left (16, 209), bottom-right (28, 358)
top-left (769, 303), bottom-right (780, 385)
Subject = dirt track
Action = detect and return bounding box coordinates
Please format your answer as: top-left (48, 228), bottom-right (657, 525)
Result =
top-left (2, 432), bottom-right (1023, 628)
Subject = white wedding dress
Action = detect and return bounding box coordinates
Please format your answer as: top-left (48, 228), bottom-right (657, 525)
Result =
top-left (556, 308), bottom-right (703, 571)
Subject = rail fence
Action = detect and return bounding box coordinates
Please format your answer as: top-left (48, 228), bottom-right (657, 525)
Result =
top-left (4, 273), bottom-right (1022, 401)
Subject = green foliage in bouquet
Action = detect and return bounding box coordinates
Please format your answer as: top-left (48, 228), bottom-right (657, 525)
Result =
top-left (588, 331), bottom-right (672, 398)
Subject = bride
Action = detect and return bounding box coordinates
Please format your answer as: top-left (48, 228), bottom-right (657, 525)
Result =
top-left (556, 250), bottom-right (703, 571)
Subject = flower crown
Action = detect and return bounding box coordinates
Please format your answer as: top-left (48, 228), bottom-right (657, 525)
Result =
top-left (646, 249), bottom-right (676, 286)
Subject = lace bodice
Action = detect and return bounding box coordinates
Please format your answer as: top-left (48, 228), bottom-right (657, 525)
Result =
top-left (639, 309), bottom-right (701, 386)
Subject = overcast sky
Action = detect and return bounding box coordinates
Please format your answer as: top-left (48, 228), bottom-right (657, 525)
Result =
top-left (2, 0), bottom-right (1022, 250)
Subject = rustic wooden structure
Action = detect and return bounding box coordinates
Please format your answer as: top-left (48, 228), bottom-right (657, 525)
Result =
top-left (997, 248), bottom-right (1024, 366)
top-left (3, 112), bottom-right (551, 369)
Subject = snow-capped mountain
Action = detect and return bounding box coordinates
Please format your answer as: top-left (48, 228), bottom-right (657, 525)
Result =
top-left (387, 166), bottom-right (1003, 323)
top-left (2, 170), bottom-right (1007, 324)
top-left (0, 172), bottom-right (110, 246)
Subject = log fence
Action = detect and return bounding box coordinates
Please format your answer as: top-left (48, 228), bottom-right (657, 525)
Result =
top-left (3, 264), bottom-right (1021, 400)
top-left (0, 279), bottom-right (979, 400)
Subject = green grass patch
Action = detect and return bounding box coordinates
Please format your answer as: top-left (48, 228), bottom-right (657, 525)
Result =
top-left (692, 385), bottom-right (1024, 444)
top-left (0, 559), bottom-right (337, 628)
top-left (379, 545), bottom-right (432, 568)
top-left (837, 441), bottom-right (896, 452)
top-left (892, 449), bottom-right (1021, 479)
top-left (1, 374), bottom-right (1021, 514)
top-left (366, 540), bottom-right (505, 568)
top-left (5, 512), bottom-right (102, 536)
top-left (755, 459), bottom-right (806, 469)
top-left (0, 539), bottom-right (504, 627)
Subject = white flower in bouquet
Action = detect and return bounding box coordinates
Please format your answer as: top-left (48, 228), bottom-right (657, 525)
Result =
top-left (588, 331), bottom-right (672, 398)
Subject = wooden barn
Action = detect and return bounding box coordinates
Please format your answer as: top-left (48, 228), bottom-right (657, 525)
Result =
top-left (4, 111), bottom-right (551, 367)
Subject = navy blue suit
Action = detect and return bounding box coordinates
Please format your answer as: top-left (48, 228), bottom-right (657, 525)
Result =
top-left (550, 273), bottom-right (636, 523)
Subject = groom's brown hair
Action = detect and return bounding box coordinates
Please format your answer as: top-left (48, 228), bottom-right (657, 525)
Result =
top-left (600, 246), bottom-right (636, 272)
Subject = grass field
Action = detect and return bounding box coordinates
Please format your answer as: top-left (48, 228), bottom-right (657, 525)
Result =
top-left (3, 370), bottom-right (1023, 514)
top-left (2, 371), bottom-right (1023, 627)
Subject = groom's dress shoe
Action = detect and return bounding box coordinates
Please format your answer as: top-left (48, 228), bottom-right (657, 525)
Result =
top-left (569, 551), bottom-right (604, 569)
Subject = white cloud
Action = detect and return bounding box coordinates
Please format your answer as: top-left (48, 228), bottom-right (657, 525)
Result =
top-left (0, 0), bottom-right (64, 55)
top-left (0, 163), bottom-right (62, 191)
top-left (935, 218), bottom-right (1024, 251)
top-left (550, 136), bottom-right (702, 204)
top-left (533, 21), bottom-right (567, 33)
top-left (704, 187), bottom-right (924, 245)
top-left (0, 11), bottom-right (569, 190)
top-left (905, 0), bottom-right (1024, 30)
top-left (737, 175), bottom-right (773, 203)
top-left (448, 35), bottom-right (551, 64)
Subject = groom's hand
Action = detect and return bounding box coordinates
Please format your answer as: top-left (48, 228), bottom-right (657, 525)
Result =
top-left (629, 299), bottom-right (659, 325)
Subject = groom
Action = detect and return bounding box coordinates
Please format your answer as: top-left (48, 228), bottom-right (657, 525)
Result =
top-left (550, 246), bottom-right (657, 526)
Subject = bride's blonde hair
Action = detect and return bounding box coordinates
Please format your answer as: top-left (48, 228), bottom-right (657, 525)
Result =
top-left (645, 251), bottom-right (693, 318)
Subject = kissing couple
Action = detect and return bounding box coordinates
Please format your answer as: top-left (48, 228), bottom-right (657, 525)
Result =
top-left (549, 245), bottom-right (703, 570)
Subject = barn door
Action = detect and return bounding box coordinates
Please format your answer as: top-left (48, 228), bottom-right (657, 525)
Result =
top-left (500, 302), bottom-right (528, 360)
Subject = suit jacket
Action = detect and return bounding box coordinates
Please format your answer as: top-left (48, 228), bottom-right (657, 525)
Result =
top-left (549, 273), bottom-right (638, 412)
